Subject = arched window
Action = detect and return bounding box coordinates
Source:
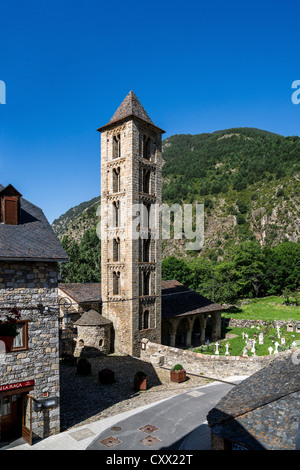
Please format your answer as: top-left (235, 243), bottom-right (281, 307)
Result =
top-left (143, 169), bottom-right (150, 193)
top-left (143, 310), bottom-right (150, 329)
top-left (143, 271), bottom-right (150, 296)
top-left (112, 201), bottom-right (120, 227)
top-left (143, 136), bottom-right (151, 159)
top-left (113, 271), bottom-right (120, 295)
top-left (143, 238), bottom-right (150, 262)
top-left (113, 134), bottom-right (121, 159)
top-left (113, 237), bottom-right (120, 262)
top-left (113, 167), bottom-right (120, 193)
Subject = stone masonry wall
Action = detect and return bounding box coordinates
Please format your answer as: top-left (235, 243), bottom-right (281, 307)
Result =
top-left (0, 261), bottom-right (60, 439)
top-left (140, 339), bottom-right (299, 380)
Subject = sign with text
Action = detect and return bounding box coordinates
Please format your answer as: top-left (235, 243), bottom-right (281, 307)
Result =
top-left (0, 380), bottom-right (34, 393)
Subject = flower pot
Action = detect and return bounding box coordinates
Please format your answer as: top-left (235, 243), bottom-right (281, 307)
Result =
top-left (0, 336), bottom-right (15, 352)
top-left (134, 376), bottom-right (147, 391)
top-left (170, 370), bottom-right (186, 383)
top-left (99, 368), bottom-right (115, 384)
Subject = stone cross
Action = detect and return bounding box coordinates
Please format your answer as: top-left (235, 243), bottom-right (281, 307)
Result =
top-left (259, 332), bottom-right (264, 345)
top-left (251, 339), bottom-right (256, 354)
top-left (276, 326), bottom-right (281, 339)
top-left (242, 332), bottom-right (245, 339)
top-left (274, 342), bottom-right (279, 354)
top-left (268, 346), bottom-right (273, 355)
top-left (215, 342), bottom-right (219, 355)
top-left (292, 341), bottom-right (297, 348)
top-left (242, 347), bottom-right (248, 357)
top-left (225, 343), bottom-right (230, 356)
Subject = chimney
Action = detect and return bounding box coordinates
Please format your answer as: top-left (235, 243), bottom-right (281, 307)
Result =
top-left (0, 184), bottom-right (22, 225)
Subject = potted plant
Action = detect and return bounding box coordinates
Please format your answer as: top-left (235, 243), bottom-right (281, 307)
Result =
top-left (134, 370), bottom-right (147, 391)
top-left (99, 368), bottom-right (115, 384)
top-left (0, 307), bottom-right (21, 352)
top-left (170, 364), bottom-right (186, 383)
top-left (76, 357), bottom-right (91, 375)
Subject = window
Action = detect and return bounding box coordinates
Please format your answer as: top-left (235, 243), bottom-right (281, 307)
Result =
top-left (143, 169), bottom-right (150, 194)
top-left (11, 321), bottom-right (29, 351)
top-left (143, 136), bottom-right (151, 160)
top-left (113, 271), bottom-right (120, 295)
top-left (143, 310), bottom-right (150, 329)
top-left (113, 167), bottom-right (121, 193)
top-left (143, 238), bottom-right (150, 262)
top-left (143, 271), bottom-right (150, 296)
top-left (113, 237), bottom-right (120, 262)
top-left (113, 134), bottom-right (121, 159)
top-left (112, 201), bottom-right (120, 227)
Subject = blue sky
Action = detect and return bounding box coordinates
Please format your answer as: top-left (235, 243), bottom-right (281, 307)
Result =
top-left (0, 0), bottom-right (300, 223)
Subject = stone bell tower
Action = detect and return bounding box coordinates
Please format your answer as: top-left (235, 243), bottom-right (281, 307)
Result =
top-left (97, 91), bottom-right (165, 357)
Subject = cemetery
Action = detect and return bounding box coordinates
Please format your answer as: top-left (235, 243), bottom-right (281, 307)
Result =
top-left (193, 323), bottom-right (300, 357)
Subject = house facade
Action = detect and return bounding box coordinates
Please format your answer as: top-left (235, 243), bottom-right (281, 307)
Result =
top-left (0, 184), bottom-right (68, 444)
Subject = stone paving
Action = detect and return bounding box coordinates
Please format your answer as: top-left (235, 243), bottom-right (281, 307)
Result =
top-left (60, 355), bottom-right (212, 431)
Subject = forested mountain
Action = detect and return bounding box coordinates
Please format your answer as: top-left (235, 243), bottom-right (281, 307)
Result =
top-left (52, 127), bottom-right (300, 297)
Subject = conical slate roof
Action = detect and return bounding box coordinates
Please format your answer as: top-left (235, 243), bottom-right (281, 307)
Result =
top-left (97, 91), bottom-right (165, 133)
top-left (74, 309), bottom-right (112, 326)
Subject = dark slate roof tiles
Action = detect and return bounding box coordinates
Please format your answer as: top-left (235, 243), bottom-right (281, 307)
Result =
top-left (0, 184), bottom-right (68, 262)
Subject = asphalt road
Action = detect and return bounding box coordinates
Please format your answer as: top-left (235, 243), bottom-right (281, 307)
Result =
top-left (86, 380), bottom-right (238, 451)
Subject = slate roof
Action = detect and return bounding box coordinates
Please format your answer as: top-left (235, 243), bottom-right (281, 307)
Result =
top-left (161, 280), bottom-right (224, 317)
top-left (0, 184), bottom-right (68, 262)
top-left (74, 309), bottom-right (111, 326)
top-left (97, 91), bottom-right (165, 133)
top-left (58, 280), bottom-right (223, 317)
top-left (207, 355), bottom-right (300, 450)
top-left (58, 283), bottom-right (102, 303)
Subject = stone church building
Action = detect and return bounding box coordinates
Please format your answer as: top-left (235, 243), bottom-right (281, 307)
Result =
top-left (59, 91), bottom-right (223, 358)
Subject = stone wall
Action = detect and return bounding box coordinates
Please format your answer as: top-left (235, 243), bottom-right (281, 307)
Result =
top-left (222, 317), bottom-right (300, 331)
top-left (140, 339), bottom-right (298, 380)
top-left (0, 261), bottom-right (60, 439)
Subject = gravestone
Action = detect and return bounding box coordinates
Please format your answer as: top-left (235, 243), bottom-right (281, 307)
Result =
top-left (281, 337), bottom-right (286, 346)
top-left (287, 322), bottom-right (294, 333)
top-left (259, 332), bottom-right (264, 345)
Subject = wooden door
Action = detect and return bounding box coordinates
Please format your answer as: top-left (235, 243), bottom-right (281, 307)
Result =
top-left (22, 394), bottom-right (32, 445)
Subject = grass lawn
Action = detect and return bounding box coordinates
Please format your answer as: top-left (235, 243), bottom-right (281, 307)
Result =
top-left (193, 325), bottom-right (300, 357)
top-left (222, 296), bottom-right (300, 321)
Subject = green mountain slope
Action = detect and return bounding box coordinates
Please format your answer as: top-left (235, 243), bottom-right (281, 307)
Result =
top-left (52, 127), bottom-right (300, 260)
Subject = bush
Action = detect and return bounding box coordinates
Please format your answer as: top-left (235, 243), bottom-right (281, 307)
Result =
top-left (172, 364), bottom-right (184, 372)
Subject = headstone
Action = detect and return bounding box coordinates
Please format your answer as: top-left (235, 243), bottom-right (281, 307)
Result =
top-left (296, 322), bottom-right (300, 334)
top-left (274, 342), bottom-right (279, 354)
top-left (268, 346), bottom-right (273, 355)
top-left (287, 322), bottom-right (294, 333)
top-left (242, 332), bottom-right (245, 339)
top-left (242, 347), bottom-right (248, 357)
top-left (225, 342), bottom-right (230, 356)
top-left (259, 332), bottom-right (264, 345)
top-left (246, 338), bottom-right (254, 350)
top-left (251, 339), bottom-right (256, 354)
top-left (281, 337), bottom-right (286, 346)
top-left (276, 326), bottom-right (281, 339)
top-left (291, 341), bottom-right (297, 348)
top-left (215, 342), bottom-right (219, 355)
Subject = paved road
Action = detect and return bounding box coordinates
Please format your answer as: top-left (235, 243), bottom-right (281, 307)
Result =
top-left (86, 380), bottom-right (238, 451)
top-left (1, 377), bottom-right (244, 451)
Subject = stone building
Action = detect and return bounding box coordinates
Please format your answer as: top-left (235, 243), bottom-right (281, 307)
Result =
top-left (58, 280), bottom-right (223, 355)
top-left (58, 91), bottom-right (223, 358)
top-left (0, 184), bottom-right (68, 445)
top-left (97, 91), bottom-right (164, 357)
top-left (58, 282), bottom-right (102, 327)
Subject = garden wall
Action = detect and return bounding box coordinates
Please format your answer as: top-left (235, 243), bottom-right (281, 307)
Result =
top-left (222, 317), bottom-right (300, 331)
top-left (140, 339), bottom-right (298, 380)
